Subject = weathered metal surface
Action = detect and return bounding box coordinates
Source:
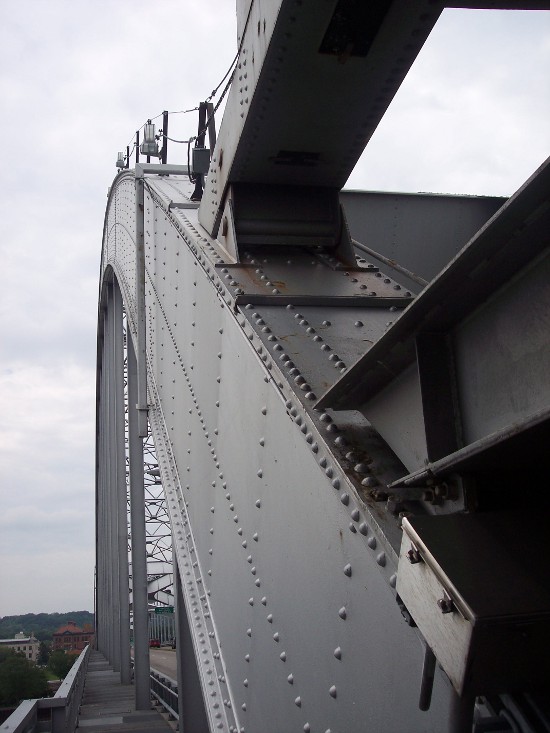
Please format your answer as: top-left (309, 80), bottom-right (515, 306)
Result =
top-left (340, 190), bottom-right (505, 290)
top-left (319, 158), bottom-right (550, 478)
top-left (397, 514), bottom-right (550, 696)
top-left (101, 170), bottom-right (463, 732)
top-left (96, 2), bottom-right (550, 730)
top-left (199, 0), bottom-right (445, 235)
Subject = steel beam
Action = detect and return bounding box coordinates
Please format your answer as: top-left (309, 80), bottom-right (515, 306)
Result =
top-left (128, 331), bottom-right (152, 709)
top-left (174, 556), bottom-right (209, 733)
top-left (114, 283), bottom-right (131, 684)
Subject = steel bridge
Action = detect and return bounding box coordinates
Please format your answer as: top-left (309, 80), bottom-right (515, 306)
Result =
top-left (93, 2), bottom-right (550, 733)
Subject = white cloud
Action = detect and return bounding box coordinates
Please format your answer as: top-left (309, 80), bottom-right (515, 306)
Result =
top-left (347, 9), bottom-right (550, 195)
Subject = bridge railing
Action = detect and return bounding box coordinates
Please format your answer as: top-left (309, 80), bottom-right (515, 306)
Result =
top-left (150, 668), bottom-right (178, 721)
top-left (1, 645), bottom-right (90, 733)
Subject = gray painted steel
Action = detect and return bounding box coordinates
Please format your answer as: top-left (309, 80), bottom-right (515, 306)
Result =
top-left (340, 190), bottom-right (505, 290)
top-left (100, 170), bottom-right (461, 732)
top-left (96, 1), bottom-right (550, 731)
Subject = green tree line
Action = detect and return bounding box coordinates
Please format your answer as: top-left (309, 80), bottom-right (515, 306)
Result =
top-left (0, 611), bottom-right (94, 642)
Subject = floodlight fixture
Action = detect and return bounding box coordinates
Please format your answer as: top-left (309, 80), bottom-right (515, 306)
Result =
top-left (140, 120), bottom-right (160, 158)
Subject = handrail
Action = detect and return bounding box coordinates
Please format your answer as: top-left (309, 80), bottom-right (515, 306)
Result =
top-left (1, 645), bottom-right (91, 733)
top-left (150, 667), bottom-right (178, 720)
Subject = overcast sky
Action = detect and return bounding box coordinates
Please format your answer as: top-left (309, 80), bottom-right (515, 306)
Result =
top-left (0, 1), bottom-right (548, 619)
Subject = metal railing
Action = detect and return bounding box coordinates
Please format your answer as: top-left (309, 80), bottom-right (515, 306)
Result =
top-left (150, 668), bottom-right (178, 720)
top-left (1, 645), bottom-right (90, 733)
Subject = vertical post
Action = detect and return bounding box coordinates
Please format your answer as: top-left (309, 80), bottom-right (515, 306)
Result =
top-left (205, 102), bottom-right (216, 151)
top-left (126, 146), bottom-right (130, 169)
top-left (136, 131), bottom-right (140, 165)
top-left (174, 557), bottom-right (209, 732)
top-left (161, 110), bottom-right (168, 165)
top-left (105, 302), bottom-right (116, 666)
top-left (134, 171), bottom-right (149, 438)
top-left (191, 102), bottom-right (208, 201)
top-left (95, 351), bottom-right (104, 655)
top-left (128, 334), bottom-right (151, 709)
top-left (114, 283), bottom-right (131, 684)
top-left (107, 285), bottom-right (121, 672)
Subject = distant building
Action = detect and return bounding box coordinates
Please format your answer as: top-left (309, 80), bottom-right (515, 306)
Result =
top-left (0, 631), bottom-right (40, 662)
top-left (52, 620), bottom-right (95, 654)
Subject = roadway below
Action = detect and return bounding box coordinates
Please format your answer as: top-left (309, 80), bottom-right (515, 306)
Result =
top-left (149, 647), bottom-right (177, 680)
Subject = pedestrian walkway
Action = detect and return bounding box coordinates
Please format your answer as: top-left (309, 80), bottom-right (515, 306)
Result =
top-left (77, 651), bottom-right (174, 731)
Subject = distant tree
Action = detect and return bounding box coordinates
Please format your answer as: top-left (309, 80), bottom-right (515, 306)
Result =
top-left (0, 611), bottom-right (94, 642)
top-left (48, 650), bottom-right (75, 679)
top-left (0, 648), bottom-right (50, 706)
top-left (37, 641), bottom-right (50, 666)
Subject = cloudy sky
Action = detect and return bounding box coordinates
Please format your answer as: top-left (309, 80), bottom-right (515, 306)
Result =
top-left (0, 1), bottom-right (548, 618)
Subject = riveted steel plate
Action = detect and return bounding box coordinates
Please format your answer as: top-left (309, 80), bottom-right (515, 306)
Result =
top-left (218, 248), bottom-right (414, 304)
top-left (100, 169), bottom-right (464, 732)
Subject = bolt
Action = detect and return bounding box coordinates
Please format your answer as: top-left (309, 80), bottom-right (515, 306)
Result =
top-left (437, 597), bottom-right (454, 614)
top-left (407, 548), bottom-right (422, 564)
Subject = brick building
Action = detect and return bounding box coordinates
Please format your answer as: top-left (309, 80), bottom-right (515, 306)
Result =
top-left (52, 621), bottom-right (94, 654)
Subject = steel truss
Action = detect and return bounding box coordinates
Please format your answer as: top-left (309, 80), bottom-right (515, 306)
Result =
top-left (97, 2), bottom-right (550, 731)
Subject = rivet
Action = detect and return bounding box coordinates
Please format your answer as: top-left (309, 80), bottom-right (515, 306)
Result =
top-left (351, 508), bottom-right (360, 521)
top-left (349, 523), bottom-right (357, 533)
top-left (329, 685), bottom-right (337, 698)
top-left (273, 632), bottom-right (280, 642)
top-left (358, 523), bottom-right (368, 536)
top-left (377, 552), bottom-right (386, 566)
top-left (334, 647), bottom-right (342, 660)
top-left (267, 614), bottom-right (273, 623)
top-left (343, 563), bottom-right (352, 577)
top-left (390, 574), bottom-right (397, 588)
top-left (368, 536), bottom-right (377, 549)
top-left (249, 598), bottom-right (254, 606)
top-left (243, 679), bottom-right (248, 687)
top-left (304, 725), bottom-right (311, 733)
top-left (247, 628), bottom-right (252, 637)
top-left (287, 674), bottom-right (294, 684)
top-left (338, 607), bottom-right (347, 620)
top-left (362, 476), bottom-right (379, 487)
top-left (261, 597), bottom-right (267, 605)
top-left (241, 703), bottom-right (247, 711)
top-left (257, 469), bottom-right (263, 478)
top-left (242, 540), bottom-right (247, 548)
top-left (255, 499), bottom-right (261, 508)
top-left (354, 463), bottom-right (371, 474)
top-left (294, 697), bottom-right (301, 707)
top-left (245, 654), bottom-right (250, 662)
top-left (340, 493), bottom-right (349, 505)
top-left (280, 651), bottom-right (286, 661)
